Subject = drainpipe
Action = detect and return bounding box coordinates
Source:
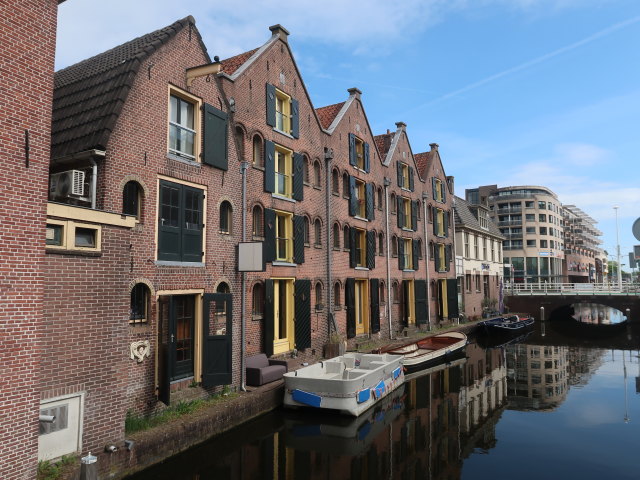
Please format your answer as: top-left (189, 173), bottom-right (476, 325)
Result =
top-left (383, 177), bottom-right (393, 339)
top-left (240, 161), bottom-right (248, 391)
top-left (324, 148), bottom-right (335, 335)
top-left (422, 192), bottom-right (431, 330)
top-left (89, 158), bottom-right (97, 209)
top-left (450, 193), bottom-right (458, 324)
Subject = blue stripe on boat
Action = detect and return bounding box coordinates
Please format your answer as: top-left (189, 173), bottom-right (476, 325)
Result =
top-left (392, 366), bottom-right (402, 379)
top-left (374, 380), bottom-right (385, 397)
top-left (357, 388), bottom-right (371, 403)
top-left (292, 389), bottom-right (322, 408)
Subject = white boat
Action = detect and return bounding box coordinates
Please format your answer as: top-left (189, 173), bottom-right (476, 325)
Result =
top-left (283, 352), bottom-right (404, 416)
top-left (376, 332), bottom-right (467, 373)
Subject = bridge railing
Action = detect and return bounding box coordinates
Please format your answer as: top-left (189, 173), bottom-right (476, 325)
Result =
top-left (505, 282), bottom-right (640, 296)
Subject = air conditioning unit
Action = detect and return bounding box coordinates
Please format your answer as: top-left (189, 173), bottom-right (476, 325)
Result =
top-left (49, 170), bottom-right (89, 201)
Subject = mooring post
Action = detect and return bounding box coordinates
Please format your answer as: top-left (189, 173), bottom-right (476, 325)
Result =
top-left (80, 452), bottom-right (97, 480)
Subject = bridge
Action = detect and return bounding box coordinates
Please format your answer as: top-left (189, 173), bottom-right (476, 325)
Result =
top-left (504, 283), bottom-right (640, 322)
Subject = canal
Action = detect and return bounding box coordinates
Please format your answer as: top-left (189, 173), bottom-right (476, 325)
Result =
top-left (128, 308), bottom-right (640, 479)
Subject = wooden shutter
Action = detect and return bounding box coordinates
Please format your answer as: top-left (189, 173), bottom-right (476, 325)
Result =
top-left (202, 293), bottom-right (232, 387)
top-left (264, 140), bottom-right (275, 193)
top-left (445, 244), bottom-right (452, 272)
top-left (263, 208), bottom-right (276, 263)
top-left (294, 279), bottom-right (311, 350)
top-left (415, 280), bottom-right (428, 326)
top-left (293, 214), bottom-right (305, 264)
top-left (432, 177), bottom-right (437, 200)
top-left (157, 296), bottom-right (173, 405)
top-left (434, 242), bottom-right (440, 271)
top-left (181, 186), bottom-right (204, 263)
top-left (446, 278), bottom-right (459, 318)
top-left (346, 278), bottom-right (356, 338)
top-left (370, 278), bottom-right (380, 334)
top-left (266, 83), bottom-right (276, 127)
top-left (397, 162), bottom-right (403, 187)
top-left (264, 280), bottom-right (274, 356)
top-left (158, 181), bottom-right (181, 262)
top-left (348, 133), bottom-right (357, 166)
top-left (349, 227), bottom-right (357, 268)
top-left (364, 142), bottom-right (370, 172)
top-left (293, 152), bottom-right (304, 201)
top-left (366, 183), bottom-right (374, 221)
top-left (441, 180), bottom-right (447, 203)
top-left (409, 165), bottom-right (415, 192)
top-left (202, 103), bottom-right (228, 170)
top-left (367, 230), bottom-right (376, 269)
top-left (290, 98), bottom-right (299, 139)
top-left (412, 239), bottom-right (419, 271)
top-left (349, 176), bottom-right (357, 217)
top-left (433, 207), bottom-right (439, 236)
top-left (398, 237), bottom-right (404, 270)
top-left (444, 210), bottom-right (449, 237)
top-left (397, 196), bottom-right (404, 229)
top-left (411, 200), bottom-right (418, 231)
top-left (402, 280), bottom-right (410, 326)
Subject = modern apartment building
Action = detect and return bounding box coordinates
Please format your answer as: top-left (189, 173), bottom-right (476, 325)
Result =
top-left (466, 185), bottom-right (565, 284)
top-left (562, 205), bottom-right (605, 283)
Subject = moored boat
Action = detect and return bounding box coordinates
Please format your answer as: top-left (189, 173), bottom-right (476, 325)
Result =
top-left (283, 352), bottom-right (404, 417)
top-left (479, 314), bottom-right (534, 333)
top-left (374, 332), bottom-right (467, 373)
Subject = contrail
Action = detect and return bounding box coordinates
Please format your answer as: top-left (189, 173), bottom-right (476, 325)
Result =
top-left (410, 15), bottom-right (640, 111)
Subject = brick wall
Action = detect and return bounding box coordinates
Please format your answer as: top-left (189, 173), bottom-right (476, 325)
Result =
top-left (0, 1), bottom-right (58, 478)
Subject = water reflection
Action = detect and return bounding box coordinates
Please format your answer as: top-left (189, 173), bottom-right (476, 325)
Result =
top-left (571, 302), bottom-right (627, 324)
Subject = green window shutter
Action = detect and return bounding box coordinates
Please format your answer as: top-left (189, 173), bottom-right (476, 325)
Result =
top-left (290, 98), bottom-right (299, 139)
top-left (442, 180), bottom-right (447, 203)
top-left (445, 244), bottom-right (452, 271)
top-left (345, 278), bottom-right (356, 338)
top-left (412, 239), bottom-right (419, 271)
top-left (263, 208), bottom-right (276, 263)
top-left (293, 214), bottom-right (305, 264)
top-left (444, 210), bottom-right (449, 237)
top-left (432, 177), bottom-right (437, 200)
top-left (364, 142), bottom-right (370, 172)
top-left (398, 238), bottom-right (404, 270)
top-left (294, 279), bottom-right (311, 349)
top-left (433, 207), bottom-right (439, 236)
top-left (264, 280), bottom-right (275, 356)
top-left (264, 140), bottom-right (275, 193)
top-left (446, 278), bottom-right (459, 318)
top-left (414, 280), bottom-right (428, 326)
top-left (293, 152), bottom-right (304, 201)
top-left (366, 230), bottom-right (376, 269)
top-left (349, 176), bottom-right (357, 217)
top-left (349, 227), bottom-right (357, 268)
top-left (202, 103), bottom-right (228, 170)
top-left (409, 166), bottom-right (415, 192)
top-left (181, 186), bottom-right (203, 263)
top-left (348, 133), bottom-right (357, 167)
top-left (266, 83), bottom-right (276, 127)
top-left (397, 162), bottom-right (403, 187)
top-left (369, 278), bottom-right (380, 334)
top-left (411, 200), bottom-right (418, 231)
top-left (397, 196), bottom-right (404, 229)
top-left (366, 183), bottom-right (375, 221)
top-left (158, 181), bottom-right (182, 262)
top-left (402, 280), bottom-right (410, 326)
top-left (434, 243), bottom-right (440, 271)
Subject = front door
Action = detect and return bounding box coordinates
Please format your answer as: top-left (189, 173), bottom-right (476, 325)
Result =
top-left (202, 293), bottom-right (232, 387)
top-left (354, 279), bottom-right (369, 335)
top-left (273, 279), bottom-right (294, 355)
top-left (173, 295), bottom-right (195, 380)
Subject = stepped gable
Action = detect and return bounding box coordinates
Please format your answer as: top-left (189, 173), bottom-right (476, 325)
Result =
top-left (52, 16), bottom-right (207, 159)
top-left (316, 102), bottom-right (345, 130)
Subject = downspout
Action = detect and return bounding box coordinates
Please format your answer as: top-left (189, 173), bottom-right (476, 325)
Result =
top-left (422, 193), bottom-right (431, 330)
top-left (89, 158), bottom-right (97, 209)
top-left (240, 161), bottom-right (248, 391)
top-left (325, 148), bottom-right (335, 335)
top-left (450, 193), bottom-right (458, 324)
top-left (383, 177), bottom-right (393, 339)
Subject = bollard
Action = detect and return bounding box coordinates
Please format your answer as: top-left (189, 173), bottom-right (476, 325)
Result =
top-left (80, 452), bottom-right (97, 480)
top-left (540, 306), bottom-right (545, 322)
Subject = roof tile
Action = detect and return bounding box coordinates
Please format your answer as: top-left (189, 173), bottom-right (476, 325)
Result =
top-left (219, 48), bottom-right (259, 75)
top-left (315, 102), bottom-right (345, 129)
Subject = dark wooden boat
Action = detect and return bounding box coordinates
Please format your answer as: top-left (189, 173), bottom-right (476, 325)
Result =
top-left (374, 332), bottom-right (467, 373)
top-left (480, 314), bottom-right (534, 333)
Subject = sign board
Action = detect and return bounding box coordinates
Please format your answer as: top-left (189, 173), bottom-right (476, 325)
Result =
top-left (237, 242), bottom-right (265, 272)
top-left (629, 252), bottom-right (637, 269)
top-left (633, 218), bottom-right (640, 242)
top-left (635, 245), bottom-right (640, 261)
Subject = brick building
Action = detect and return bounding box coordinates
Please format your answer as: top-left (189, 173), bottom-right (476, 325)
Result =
top-left (17, 16), bottom-right (459, 468)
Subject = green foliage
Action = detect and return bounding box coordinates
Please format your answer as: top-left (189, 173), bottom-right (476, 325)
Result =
top-left (37, 455), bottom-right (77, 480)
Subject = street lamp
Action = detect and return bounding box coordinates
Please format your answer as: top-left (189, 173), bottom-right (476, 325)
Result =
top-left (614, 206), bottom-right (622, 289)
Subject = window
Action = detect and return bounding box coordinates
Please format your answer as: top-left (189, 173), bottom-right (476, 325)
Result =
top-left (354, 228), bottom-right (366, 267)
top-left (434, 178), bottom-right (445, 202)
top-left (45, 220), bottom-right (102, 252)
top-left (276, 211), bottom-right (293, 262)
top-left (46, 223), bottom-right (63, 247)
top-left (400, 197), bottom-right (412, 229)
top-left (342, 173), bottom-right (350, 198)
top-left (391, 235), bottom-right (398, 257)
top-left (158, 180), bottom-right (204, 263)
top-left (313, 160), bottom-right (321, 187)
top-left (314, 219), bottom-right (322, 246)
top-left (437, 244), bottom-right (446, 271)
top-left (303, 216), bottom-right (310, 245)
top-left (371, 230), bottom-right (377, 256)
top-left (525, 201), bottom-right (534, 208)
top-left (334, 282), bottom-right (341, 308)
top-left (315, 282), bottom-right (323, 310)
top-left (354, 179), bottom-right (366, 218)
top-left (354, 136), bottom-right (366, 170)
top-left (402, 238), bottom-right (413, 270)
top-left (475, 274), bottom-right (481, 292)
top-left (252, 283), bottom-right (264, 318)
top-left (491, 240), bottom-right (495, 261)
top-left (526, 214), bottom-right (535, 222)
top-left (303, 156), bottom-right (310, 184)
top-left (252, 135), bottom-right (263, 167)
top-left (379, 281), bottom-right (386, 304)
top-left (538, 201), bottom-right (546, 209)
top-left (474, 235), bottom-right (479, 258)
top-left (219, 201), bottom-right (232, 234)
top-left (252, 205), bottom-right (263, 238)
top-left (123, 181), bottom-right (142, 219)
top-left (378, 232), bottom-right (384, 256)
top-left (392, 282), bottom-right (400, 303)
top-left (464, 232), bottom-right (470, 257)
top-left (169, 93), bottom-right (198, 160)
top-left (465, 274), bottom-right (471, 292)
top-left (435, 208), bottom-right (445, 236)
top-left (483, 237), bottom-right (487, 260)
top-left (130, 283), bottom-right (150, 324)
top-left (399, 162), bottom-right (410, 189)
top-left (527, 239), bottom-right (536, 247)
top-left (526, 226), bottom-right (536, 234)
top-left (332, 169), bottom-right (340, 194)
top-left (274, 144), bottom-right (293, 198)
top-left (540, 227), bottom-right (547, 235)
top-left (377, 187), bottom-right (383, 211)
top-left (390, 193), bottom-right (397, 214)
top-left (343, 225), bottom-right (350, 250)
top-left (540, 240), bottom-right (548, 248)
top-left (539, 214), bottom-right (546, 223)
top-left (216, 282), bottom-right (230, 318)
top-left (333, 223), bottom-right (340, 249)
top-left (234, 126), bottom-right (244, 158)
top-left (275, 89), bottom-right (292, 134)
top-left (74, 227), bottom-right (97, 248)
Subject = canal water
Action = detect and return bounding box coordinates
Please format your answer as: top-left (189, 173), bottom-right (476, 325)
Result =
top-left (128, 308), bottom-right (640, 480)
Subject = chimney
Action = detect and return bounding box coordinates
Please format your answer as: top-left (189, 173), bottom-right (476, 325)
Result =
top-left (446, 176), bottom-right (454, 195)
top-left (429, 143), bottom-right (439, 151)
top-left (347, 87), bottom-right (362, 100)
top-left (269, 24), bottom-right (290, 43)
top-left (395, 121), bottom-right (406, 131)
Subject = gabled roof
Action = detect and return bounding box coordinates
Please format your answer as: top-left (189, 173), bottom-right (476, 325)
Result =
top-left (52, 16), bottom-right (207, 159)
top-left (219, 48), bottom-right (259, 75)
top-left (414, 151), bottom-right (432, 176)
top-left (454, 196), bottom-right (503, 238)
top-left (316, 102), bottom-right (345, 129)
top-left (373, 132), bottom-right (393, 159)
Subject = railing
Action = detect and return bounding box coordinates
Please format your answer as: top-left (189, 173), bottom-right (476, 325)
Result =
top-left (505, 282), bottom-right (640, 296)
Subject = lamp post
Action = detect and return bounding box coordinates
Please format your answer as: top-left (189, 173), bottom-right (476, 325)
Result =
top-left (614, 206), bottom-right (623, 289)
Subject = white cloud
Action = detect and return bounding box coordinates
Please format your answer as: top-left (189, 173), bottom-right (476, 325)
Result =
top-left (553, 143), bottom-right (611, 166)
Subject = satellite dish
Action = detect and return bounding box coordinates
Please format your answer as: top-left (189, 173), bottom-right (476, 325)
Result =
top-left (633, 217), bottom-right (640, 241)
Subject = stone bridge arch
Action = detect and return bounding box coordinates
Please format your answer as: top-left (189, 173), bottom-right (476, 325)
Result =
top-left (506, 295), bottom-right (640, 322)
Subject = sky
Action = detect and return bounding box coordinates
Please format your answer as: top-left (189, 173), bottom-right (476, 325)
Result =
top-left (56, 0), bottom-right (640, 268)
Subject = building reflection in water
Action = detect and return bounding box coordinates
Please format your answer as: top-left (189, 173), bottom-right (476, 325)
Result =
top-left (571, 302), bottom-right (627, 325)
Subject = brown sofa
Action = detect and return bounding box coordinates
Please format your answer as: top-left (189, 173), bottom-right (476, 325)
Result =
top-left (245, 353), bottom-right (288, 386)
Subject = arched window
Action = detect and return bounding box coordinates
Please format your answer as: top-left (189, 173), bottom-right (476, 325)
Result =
top-left (391, 235), bottom-right (398, 257)
top-left (392, 281), bottom-right (400, 304)
top-left (313, 160), bottom-right (321, 187)
top-left (216, 282), bottom-right (230, 316)
top-left (123, 181), bottom-right (142, 219)
top-left (379, 281), bottom-right (386, 304)
top-left (303, 156), bottom-right (310, 184)
top-left (314, 219), bottom-right (322, 246)
top-left (428, 205), bottom-right (434, 223)
top-left (378, 232), bottom-right (384, 256)
top-left (315, 282), bottom-right (323, 310)
top-left (343, 225), bottom-right (350, 250)
top-left (220, 201), bottom-right (232, 234)
top-left (390, 193), bottom-right (397, 214)
top-left (342, 173), bottom-right (349, 197)
top-left (429, 241), bottom-right (435, 260)
top-left (371, 229), bottom-right (377, 256)
top-left (304, 216), bottom-right (310, 245)
top-left (377, 187), bottom-right (383, 210)
top-left (371, 184), bottom-right (376, 210)
top-left (334, 282), bottom-right (341, 308)
top-left (333, 223), bottom-right (340, 249)
top-left (332, 168), bottom-right (340, 194)
top-left (416, 200), bottom-right (421, 220)
top-left (252, 205), bottom-right (263, 238)
top-left (235, 126), bottom-right (244, 159)
top-left (252, 135), bottom-right (263, 167)
top-left (129, 283), bottom-right (150, 324)
top-left (252, 282), bottom-right (264, 318)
